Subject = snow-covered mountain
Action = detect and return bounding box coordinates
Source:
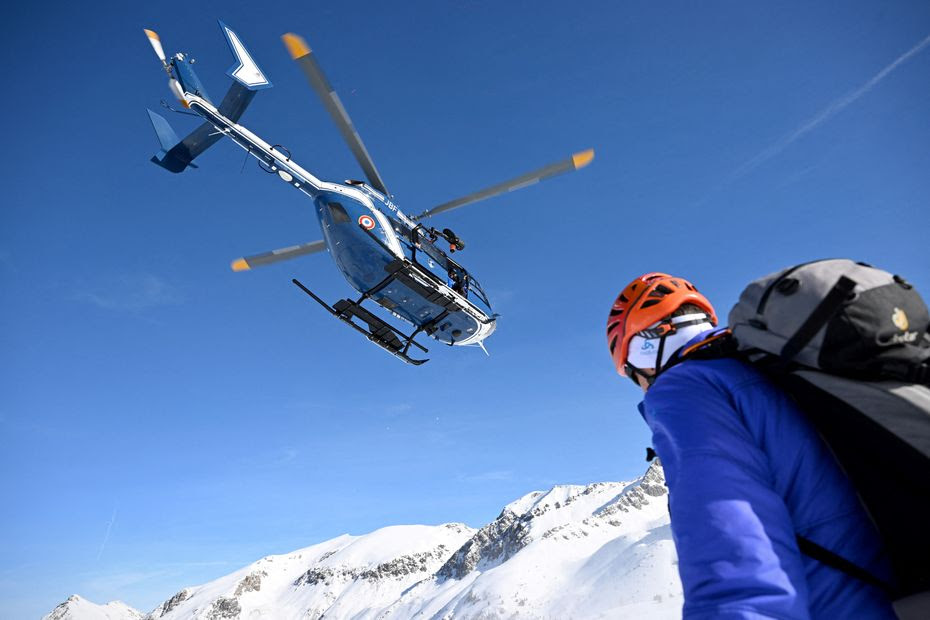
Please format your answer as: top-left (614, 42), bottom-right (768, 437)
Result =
top-left (45, 462), bottom-right (681, 619)
top-left (42, 595), bottom-right (143, 620)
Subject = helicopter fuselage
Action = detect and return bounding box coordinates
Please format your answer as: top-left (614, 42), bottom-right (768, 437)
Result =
top-left (186, 94), bottom-right (496, 346)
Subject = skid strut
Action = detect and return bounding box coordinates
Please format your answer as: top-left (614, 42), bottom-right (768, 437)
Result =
top-left (292, 278), bottom-right (429, 365)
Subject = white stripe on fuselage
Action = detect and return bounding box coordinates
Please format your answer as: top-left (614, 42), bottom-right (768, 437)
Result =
top-left (185, 94), bottom-right (404, 258)
top-left (363, 186), bottom-right (416, 229)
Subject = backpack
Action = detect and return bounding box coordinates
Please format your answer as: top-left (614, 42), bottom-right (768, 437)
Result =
top-left (678, 259), bottom-right (930, 609)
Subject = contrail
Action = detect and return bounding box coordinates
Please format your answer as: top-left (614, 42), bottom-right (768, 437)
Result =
top-left (730, 32), bottom-right (930, 181)
top-left (96, 507), bottom-right (118, 561)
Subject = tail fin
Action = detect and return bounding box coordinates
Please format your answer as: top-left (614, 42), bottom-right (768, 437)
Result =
top-left (219, 20), bottom-right (272, 90)
top-left (145, 22), bottom-right (271, 173)
top-left (146, 109), bottom-right (198, 173)
top-left (147, 109), bottom-right (179, 154)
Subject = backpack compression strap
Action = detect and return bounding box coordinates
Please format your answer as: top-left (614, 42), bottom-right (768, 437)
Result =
top-left (780, 276), bottom-right (857, 361)
top-left (881, 360), bottom-right (930, 385)
top-left (796, 535), bottom-right (897, 596)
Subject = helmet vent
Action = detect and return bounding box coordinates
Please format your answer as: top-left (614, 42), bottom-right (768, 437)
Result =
top-left (618, 294), bottom-right (629, 303)
top-left (607, 321), bottom-right (621, 333)
top-left (609, 335), bottom-right (618, 353)
top-left (641, 299), bottom-right (661, 309)
top-left (776, 278), bottom-right (800, 295)
top-left (609, 308), bottom-right (624, 317)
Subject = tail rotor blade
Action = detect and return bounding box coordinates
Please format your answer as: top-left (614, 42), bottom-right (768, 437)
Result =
top-left (143, 29), bottom-right (168, 66)
top-left (231, 240), bottom-right (327, 271)
top-left (281, 33), bottom-right (390, 196)
top-left (413, 149), bottom-right (594, 220)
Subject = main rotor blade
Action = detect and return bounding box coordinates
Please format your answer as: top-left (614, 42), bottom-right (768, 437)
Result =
top-left (413, 149), bottom-right (594, 220)
top-left (231, 240), bottom-right (326, 271)
top-left (282, 33), bottom-right (390, 196)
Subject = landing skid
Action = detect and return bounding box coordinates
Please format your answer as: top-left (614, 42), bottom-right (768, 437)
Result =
top-left (292, 277), bottom-right (430, 366)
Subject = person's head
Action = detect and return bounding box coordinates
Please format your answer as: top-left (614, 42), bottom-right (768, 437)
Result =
top-left (606, 273), bottom-right (717, 391)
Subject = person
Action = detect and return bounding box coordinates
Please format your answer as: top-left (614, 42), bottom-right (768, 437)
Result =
top-left (607, 272), bottom-right (897, 619)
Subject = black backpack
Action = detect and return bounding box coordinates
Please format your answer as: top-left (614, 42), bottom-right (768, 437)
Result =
top-left (676, 259), bottom-right (930, 613)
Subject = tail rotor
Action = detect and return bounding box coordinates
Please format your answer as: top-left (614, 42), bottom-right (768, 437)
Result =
top-left (143, 28), bottom-right (187, 107)
top-left (144, 29), bottom-right (168, 70)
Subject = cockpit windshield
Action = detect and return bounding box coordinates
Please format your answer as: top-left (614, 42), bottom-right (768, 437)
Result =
top-left (466, 274), bottom-right (491, 309)
top-left (403, 228), bottom-right (492, 313)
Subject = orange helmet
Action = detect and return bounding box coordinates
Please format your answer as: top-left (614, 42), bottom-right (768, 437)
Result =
top-left (607, 273), bottom-right (717, 376)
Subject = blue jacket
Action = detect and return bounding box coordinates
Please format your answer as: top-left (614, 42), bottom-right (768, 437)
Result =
top-left (640, 331), bottom-right (896, 619)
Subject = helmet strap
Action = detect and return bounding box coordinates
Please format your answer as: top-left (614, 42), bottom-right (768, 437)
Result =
top-left (653, 315), bottom-right (716, 380)
top-left (654, 333), bottom-right (669, 376)
top-left (625, 361), bottom-right (657, 388)
top-left (625, 313), bottom-right (716, 386)
top-left (627, 330), bottom-right (679, 387)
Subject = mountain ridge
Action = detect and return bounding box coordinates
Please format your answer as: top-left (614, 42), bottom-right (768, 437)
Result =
top-left (44, 462), bottom-right (681, 619)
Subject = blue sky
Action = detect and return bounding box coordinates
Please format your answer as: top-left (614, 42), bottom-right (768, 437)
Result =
top-left (2, 1), bottom-right (929, 617)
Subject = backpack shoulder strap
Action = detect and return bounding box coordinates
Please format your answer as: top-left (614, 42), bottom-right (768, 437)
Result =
top-left (661, 329), bottom-right (737, 374)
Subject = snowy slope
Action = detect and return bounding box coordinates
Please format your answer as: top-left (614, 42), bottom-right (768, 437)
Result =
top-left (46, 462), bottom-right (681, 619)
top-left (42, 595), bottom-right (143, 620)
top-left (385, 461), bottom-right (680, 619)
top-left (147, 523), bottom-right (476, 620)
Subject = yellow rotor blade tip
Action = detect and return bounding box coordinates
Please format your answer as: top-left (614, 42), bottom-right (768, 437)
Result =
top-left (231, 258), bottom-right (251, 272)
top-left (282, 33), bottom-right (310, 59)
top-left (144, 29), bottom-right (160, 41)
top-left (572, 149), bottom-right (595, 169)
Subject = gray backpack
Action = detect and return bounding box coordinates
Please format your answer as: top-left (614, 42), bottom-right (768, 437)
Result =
top-left (682, 259), bottom-right (930, 611)
top-left (729, 258), bottom-right (930, 382)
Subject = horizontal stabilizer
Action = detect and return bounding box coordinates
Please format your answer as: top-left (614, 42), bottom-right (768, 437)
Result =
top-left (220, 21), bottom-right (271, 90)
top-left (147, 80), bottom-right (258, 173)
top-left (216, 81), bottom-right (258, 122)
top-left (149, 119), bottom-right (218, 173)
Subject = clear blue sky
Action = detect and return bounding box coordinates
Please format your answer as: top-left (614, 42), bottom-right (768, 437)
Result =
top-left (2, 1), bottom-right (929, 617)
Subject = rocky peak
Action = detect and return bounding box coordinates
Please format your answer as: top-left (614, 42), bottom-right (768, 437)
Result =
top-left (437, 507), bottom-right (530, 580)
top-left (147, 588), bottom-right (191, 618)
top-left (438, 462), bottom-right (667, 581)
top-left (43, 595), bottom-right (143, 620)
top-left (295, 542), bottom-right (453, 587)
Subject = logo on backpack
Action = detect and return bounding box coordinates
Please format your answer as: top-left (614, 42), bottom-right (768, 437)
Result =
top-left (892, 307), bottom-right (909, 331)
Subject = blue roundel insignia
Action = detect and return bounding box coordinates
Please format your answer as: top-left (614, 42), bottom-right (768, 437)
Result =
top-left (358, 215), bottom-right (375, 230)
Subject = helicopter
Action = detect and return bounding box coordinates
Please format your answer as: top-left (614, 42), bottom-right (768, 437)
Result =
top-left (143, 21), bottom-right (593, 365)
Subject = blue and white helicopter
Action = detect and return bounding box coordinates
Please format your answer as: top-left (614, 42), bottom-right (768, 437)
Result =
top-left (144, 22), bottom-right (593, 364)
